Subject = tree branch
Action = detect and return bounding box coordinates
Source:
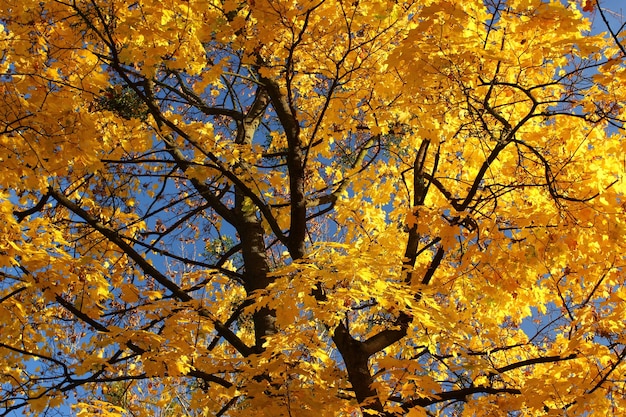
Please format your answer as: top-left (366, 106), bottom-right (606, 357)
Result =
top-left (48, 187), bottom-right (254, 357)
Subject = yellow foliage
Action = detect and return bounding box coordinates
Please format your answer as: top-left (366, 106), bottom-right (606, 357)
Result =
top-left (1, 0), bottom-right (626, 416)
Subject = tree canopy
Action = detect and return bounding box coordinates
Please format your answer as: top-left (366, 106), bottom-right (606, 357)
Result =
top-left (1, 0), bottom-right (626, 415)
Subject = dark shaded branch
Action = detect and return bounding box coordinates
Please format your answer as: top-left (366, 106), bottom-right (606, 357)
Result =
top-left (596, 0), bottom-right (626, 57)
top-left (13, 192), bottom-right (50, 223)
top-left (511, 138), bottom-right (612, 203)
top-left (126, 236), bottom-right (245, 285)
top-left (588, 346), bottom-right (626, 395)
top-left (421, 245), bottom-right (444, 285)
top-left (332, 322), bottom-right (386, 414)
top-left (215, 395), bottom-right (240, 417)
top-left (459, 141), bottom-right (508, 211)
top-left (362, 327), bottom-right (407, 357)
top-left (55, 295), bottom-right (234, 389)
top-left (404, 139), bottom-right (433, 285)
top-left (168, 72), bottom-right (244, 120)
top-left (398, 386), bottom-right (522, 409)
top-left (48, 187), bottom-right (254, 357)
top-left (55, 295), bottom-right (109, 333)
top-left (232, 85), bottom-right (276, 351)
top-left (261, 78), bottom-right (306, 258)
top-left (492, 353), bottom-right (576, 375)
top-left (159, 134), bottom-right (241, 227)
top-left (50, 187), bottom-right (193, 301)
top-left (0, 286), bottom-right (27, 304)
top-left (0, 343), bottom-right (70, 375)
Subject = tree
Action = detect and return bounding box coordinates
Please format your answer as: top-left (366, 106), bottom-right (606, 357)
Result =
top-left (1, 0), bottom-right (625, 415)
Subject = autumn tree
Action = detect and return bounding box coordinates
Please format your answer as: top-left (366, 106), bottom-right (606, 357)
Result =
top-left (1, 0), bottom-right (626, 416)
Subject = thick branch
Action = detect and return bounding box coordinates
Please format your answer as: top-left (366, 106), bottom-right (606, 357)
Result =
top-left (398, 386), bottom-right (522, 409)
top-left (262, 78), bottom-right (307, 258)
top-left (403, 139), bottom-right (432, 284)
top-left (13, 192), bottom-right (50, 223)
top-left (332, 322), bottom-right (386, 414)
top-left (234, 86), bottom-right (276, 350)
top-left (492, 353), bottom-right (577, 375)
top-left (362, 328), bottom-right (407, 357)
